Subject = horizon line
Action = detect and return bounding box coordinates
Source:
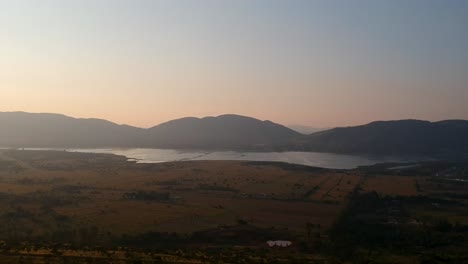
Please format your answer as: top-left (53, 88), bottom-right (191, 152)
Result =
top-left (1, 110), bottom-right (467, 131)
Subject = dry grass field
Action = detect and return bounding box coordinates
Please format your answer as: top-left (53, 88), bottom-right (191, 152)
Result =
top-left (0, 150), bottom-right (353, 237)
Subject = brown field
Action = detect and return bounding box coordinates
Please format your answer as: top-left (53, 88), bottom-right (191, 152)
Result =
top-left (361, 174), bottom-right (421, 196)
top-left (2, 149), bottom-right (460, 237)
top-left (0, 150), bottom-right (356, 237)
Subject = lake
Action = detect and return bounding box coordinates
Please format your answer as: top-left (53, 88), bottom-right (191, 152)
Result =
top-left (62, 148), bottom-right (427, 169)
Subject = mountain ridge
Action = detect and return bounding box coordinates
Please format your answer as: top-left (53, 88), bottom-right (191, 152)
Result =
top-left (1, 112), bottom-right (467, 156)
top-left (302, 119), bottom-right (468, 156)
top-left (0, 112), bottom-right (300, 150)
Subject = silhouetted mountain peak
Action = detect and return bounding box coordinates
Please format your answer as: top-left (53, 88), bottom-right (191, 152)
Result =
top-left (146, 114), bottom-right (300, 150)
top-left (303, 119), bottom-right (468, 156)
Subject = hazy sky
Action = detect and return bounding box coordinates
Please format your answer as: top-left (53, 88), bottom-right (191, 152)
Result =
top-left (1, 0), bottom-right (467, 128)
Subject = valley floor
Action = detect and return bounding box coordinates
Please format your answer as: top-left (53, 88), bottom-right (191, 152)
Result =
top-left (0, 150), bottom-right (467, 263)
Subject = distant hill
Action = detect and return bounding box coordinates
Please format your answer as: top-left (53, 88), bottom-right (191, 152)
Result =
top-left (298, 120), bottom-right (468, 156)
top-left (144, 114), bottom-right (301, 150)
top-left (287, 125), bottom-right (327, 134)
top-left (0, 112), bottom-right (144, 148)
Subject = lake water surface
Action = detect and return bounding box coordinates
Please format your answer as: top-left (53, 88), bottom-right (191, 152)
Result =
top-left (64, 148), bottom-right (428, 169)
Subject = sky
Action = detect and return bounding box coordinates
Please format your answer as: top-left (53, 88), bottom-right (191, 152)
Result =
top-left (1, 0), bottom-right (467, 128)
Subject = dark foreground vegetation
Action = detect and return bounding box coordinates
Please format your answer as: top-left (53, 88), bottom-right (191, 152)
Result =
top-left (327, 193), bottom-right (468, 263)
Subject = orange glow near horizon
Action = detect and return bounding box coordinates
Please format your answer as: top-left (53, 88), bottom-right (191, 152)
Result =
top-left (1, 1), bottom-right (467, 128)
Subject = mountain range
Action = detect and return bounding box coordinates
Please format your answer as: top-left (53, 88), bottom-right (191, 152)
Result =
top-left (0, 112), bottom-right (299, 150)
top-left (1, 112), bottom-right (467, 156)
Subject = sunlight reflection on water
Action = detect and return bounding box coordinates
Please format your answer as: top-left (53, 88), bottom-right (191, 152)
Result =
top-left (62, 148), bottom-right (427, 169)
